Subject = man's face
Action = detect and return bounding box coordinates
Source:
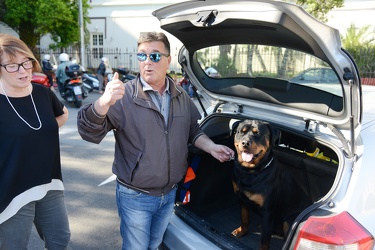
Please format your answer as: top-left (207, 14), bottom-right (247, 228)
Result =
top-left (138, 41), bottom-right (171, 87)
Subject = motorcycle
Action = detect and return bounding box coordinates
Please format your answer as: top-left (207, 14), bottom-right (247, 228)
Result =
top-left (59, 64), bottom-right (88, 108)
top-left (118, 67), bottom-right (136, 83)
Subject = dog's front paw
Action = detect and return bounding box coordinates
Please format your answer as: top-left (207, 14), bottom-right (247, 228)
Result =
top-left (231, 226), bottom-right (248, 238)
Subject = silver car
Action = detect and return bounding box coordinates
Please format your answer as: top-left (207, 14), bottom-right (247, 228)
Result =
top-left (153, 0), bottom-right (375, 249)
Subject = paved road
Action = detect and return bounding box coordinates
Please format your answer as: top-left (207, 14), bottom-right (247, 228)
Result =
top-left (28, 88), bottom-right (209, 249)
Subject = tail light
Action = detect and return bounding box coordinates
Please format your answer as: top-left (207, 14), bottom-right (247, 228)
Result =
top-left (70, 78), bottom-right (81, 84)
top-left (294, 212), bottom-right (374, 250)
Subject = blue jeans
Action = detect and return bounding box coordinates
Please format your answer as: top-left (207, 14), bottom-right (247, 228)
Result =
top-left (182, 84), bottom-right (189, 94)
top-left (0, 190), bottom-right (70, 250)
top-left (116, 183), bottom-right (177, 250)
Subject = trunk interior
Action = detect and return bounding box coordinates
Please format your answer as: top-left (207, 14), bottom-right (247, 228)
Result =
top-left (175, 115), bottom-right (339, 250)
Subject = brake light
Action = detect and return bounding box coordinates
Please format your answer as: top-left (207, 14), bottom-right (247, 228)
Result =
top-left (294, 212), bottom-right (374, 250)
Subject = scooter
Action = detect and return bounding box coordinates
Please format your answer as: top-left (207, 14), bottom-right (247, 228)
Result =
top-left (82, 71), bottom-right (100, 92)
top-left (31, 72), bottom-right (51, 88)
top-left (59, 64), bottom-right (88, 108)
top-left (118, 67), bottom-right (136, 83)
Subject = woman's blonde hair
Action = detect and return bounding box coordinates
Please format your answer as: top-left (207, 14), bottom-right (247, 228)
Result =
top-left (0, 34), bottom-right (42, 73)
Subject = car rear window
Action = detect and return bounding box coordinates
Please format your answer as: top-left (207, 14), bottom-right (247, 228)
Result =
top-left (196, 44), bottom-right (342, 97)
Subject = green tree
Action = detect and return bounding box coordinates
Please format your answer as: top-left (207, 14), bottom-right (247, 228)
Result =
top-left (215, 45), bottom-right (237, 77)
top-left (0, 0), bottom-right (5, 22)
top-left (341, 23), bottom-right (374, 50)
top-left (292, 0), bottom-right (344, 22)
top-left (341, 23), bottom-right (375, 78)
top-left (1, 0), bottom-right (90, 54)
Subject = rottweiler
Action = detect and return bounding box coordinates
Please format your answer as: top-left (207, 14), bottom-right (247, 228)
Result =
top-left (231, 119), bottom-right (311, 250)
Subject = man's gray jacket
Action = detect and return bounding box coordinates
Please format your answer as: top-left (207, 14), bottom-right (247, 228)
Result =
top-left (77, 75), bottom-right (204, 196)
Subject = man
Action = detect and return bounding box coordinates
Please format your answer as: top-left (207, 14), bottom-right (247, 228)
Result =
top-left (205, 66), bottom-right (221, 78)
top-left (96, 57), bottom-right (106, 93)
top-left (55, 53), bottom-right (71, 95)
top-left (41, 54), bottom-right (54, 88)
top-left (77, 32), bottom-right (234, 250)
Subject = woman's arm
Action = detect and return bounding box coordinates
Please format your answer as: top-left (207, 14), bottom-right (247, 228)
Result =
top-left (56, 106), bottom-right (69, 128)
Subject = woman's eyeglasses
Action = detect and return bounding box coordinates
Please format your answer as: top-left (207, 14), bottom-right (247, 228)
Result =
top-left (0, 59), bottom-right (35, 73)
top-left (136, 52), bottom-right (169, 63)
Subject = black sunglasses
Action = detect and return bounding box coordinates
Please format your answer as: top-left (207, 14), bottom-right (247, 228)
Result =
top-left (136, 52), bottom-right (169, 63)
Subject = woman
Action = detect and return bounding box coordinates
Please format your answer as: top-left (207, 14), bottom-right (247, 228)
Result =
top-left (103, 57), bottom-right (113, 83)
top-left (0, 34), bottom-right (70, 249)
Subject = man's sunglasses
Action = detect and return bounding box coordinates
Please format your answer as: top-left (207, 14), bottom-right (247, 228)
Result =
top-left (136, 52), bottom-right (169, 63)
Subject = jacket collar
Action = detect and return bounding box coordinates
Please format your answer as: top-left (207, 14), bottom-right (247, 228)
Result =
top-left (134, 74), bottom-right (182, 100)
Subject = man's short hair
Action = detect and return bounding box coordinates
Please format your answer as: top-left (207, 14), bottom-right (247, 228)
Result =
top-left (137, 32), bottom-right (170, 55)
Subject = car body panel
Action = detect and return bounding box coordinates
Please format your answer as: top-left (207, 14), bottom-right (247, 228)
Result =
top-left (153, 0), bottom-right (362, 147)
top-left (152, 0), bottom-right (374, 249)
top-left (336, 86), bottom-right (375, 233)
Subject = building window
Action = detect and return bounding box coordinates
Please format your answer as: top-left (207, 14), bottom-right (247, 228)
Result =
top-left (92, 33), bottom-right (104, 59)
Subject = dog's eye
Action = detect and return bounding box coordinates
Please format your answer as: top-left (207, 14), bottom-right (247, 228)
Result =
top-left (252, 128), bottom-right (259, 135)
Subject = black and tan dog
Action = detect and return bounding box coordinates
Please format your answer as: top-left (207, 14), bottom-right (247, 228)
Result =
top-left (231, 119), bottom-right (311, 250)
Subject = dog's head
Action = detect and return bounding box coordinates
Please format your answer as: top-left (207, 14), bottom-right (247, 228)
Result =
top-left (233, 119), bottom-right (279, 168)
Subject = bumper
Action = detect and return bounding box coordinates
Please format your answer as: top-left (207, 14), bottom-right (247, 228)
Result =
top-left (163, 214), bottom-right (221, 250)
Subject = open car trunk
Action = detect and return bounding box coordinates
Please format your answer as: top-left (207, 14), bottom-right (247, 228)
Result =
top-left (173, 115), bottom-right (339, 250)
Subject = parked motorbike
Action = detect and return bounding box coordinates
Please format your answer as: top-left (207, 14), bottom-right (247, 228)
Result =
top-left (82, 71), bottom-right (100, 92)
top-left (118, 67), bottom-right (136, 83)
top-left (59, 64), bottom-right (88, 108)
top-left (31, 72), bottom-right (51, 88)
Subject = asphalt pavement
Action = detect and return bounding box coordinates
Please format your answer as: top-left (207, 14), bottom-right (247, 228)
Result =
top-left (28, 88), bottom-right (209, 250)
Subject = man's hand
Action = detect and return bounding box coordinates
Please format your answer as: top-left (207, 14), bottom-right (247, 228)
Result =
top-left (194, 134), bottom-right (234, 163)
top-left (94, 72), bottom-right (125, 116)
top-left (210, 144), bottom-right (235, 163)
top-left (102, 72), bottom-right (125, 106)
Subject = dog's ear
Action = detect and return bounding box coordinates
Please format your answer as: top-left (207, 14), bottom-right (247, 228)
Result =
top-left (230, 120), bottom-right (242, 137)
top-left (267, 124), bottom-right (280, 145)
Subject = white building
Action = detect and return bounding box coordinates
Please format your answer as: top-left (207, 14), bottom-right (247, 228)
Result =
top-left (83, 0), bottom-right (375, 71)
top-left (0, 22), bottom-right (19, 38)
top-left (326, 0), bottom-right (375, 37)
top-left (80, 0), bottom-right (186, 71)
top-left (2, 0), bottom-right (375, 71)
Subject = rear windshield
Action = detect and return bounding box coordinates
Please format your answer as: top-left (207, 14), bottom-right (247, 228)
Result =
top-left (196, 44), bottom-right (343, 97)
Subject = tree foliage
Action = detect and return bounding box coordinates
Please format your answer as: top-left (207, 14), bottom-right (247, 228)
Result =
top-left (341, 23), bottom-right (375, 78)
top-left (293, 0), bottom-right (344, 22)
top-left (1, 0), bottom-right (90, 53)
top-left (341, 23), bottom-right (374, 50)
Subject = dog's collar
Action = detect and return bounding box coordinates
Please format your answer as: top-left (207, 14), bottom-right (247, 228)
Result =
top-left (235, 156), bottom-right (274, 174)
top-left (254, 149), bottom-right (274, 172)
top-left (262, 157), bottom-right (274, 170)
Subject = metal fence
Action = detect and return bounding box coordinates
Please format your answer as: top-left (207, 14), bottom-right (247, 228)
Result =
top-left (37, 47), bottom-right (183, 75)
top-left (37, 46), bottom-right (375, 84)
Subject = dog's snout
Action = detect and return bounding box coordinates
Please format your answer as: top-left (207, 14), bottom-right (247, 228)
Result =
top-left (242, 140), bottom-right (251, 147)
